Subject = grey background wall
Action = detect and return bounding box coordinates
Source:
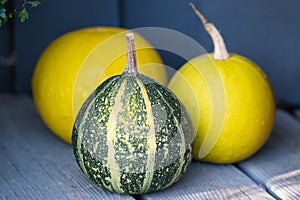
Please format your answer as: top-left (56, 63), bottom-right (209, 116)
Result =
top-left (0, 18), bottom-right (13, 93)
top-left (0, 0), bottom-right (299, 106)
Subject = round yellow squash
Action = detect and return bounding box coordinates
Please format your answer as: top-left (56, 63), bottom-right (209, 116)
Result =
top-left (32, 27), bottom-right (167, 144)
top-left (168, 4), bottom-right (276, 164)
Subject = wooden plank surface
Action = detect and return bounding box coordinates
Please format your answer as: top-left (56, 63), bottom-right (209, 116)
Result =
top-left (140, 162), bottom-right (274, 200)
top-left (5, 95), bottom-right (300, 200)
top-left (0, 95), bottom-right (134, 200)
top-left (238, 110), bottom-right (300, 200)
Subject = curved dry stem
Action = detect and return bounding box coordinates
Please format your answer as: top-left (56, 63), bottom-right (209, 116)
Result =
top-left (190, 3), bottom-right (229, 60)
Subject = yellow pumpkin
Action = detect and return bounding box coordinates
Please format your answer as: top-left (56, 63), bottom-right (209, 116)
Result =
top-left (168, 4), bottom-right (275, 164)
top-left (32, 27), bottom-right (167, 144)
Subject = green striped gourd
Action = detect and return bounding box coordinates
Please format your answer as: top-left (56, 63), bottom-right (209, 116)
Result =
top-left (72, 33), bottom-right (194, 194)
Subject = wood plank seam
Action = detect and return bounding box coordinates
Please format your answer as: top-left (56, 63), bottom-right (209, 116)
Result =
top-left (237, 110), bottom-right (300, 200)
top-left (230, 164), bottom-right (276, 200)
top-left (234, 164), bottom-right (268, 191)
top-left (0, 95), bottom-right (135, 200)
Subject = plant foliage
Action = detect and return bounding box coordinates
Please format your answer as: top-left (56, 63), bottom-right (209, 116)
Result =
top-left (0, 0), bottom-right (41, 26)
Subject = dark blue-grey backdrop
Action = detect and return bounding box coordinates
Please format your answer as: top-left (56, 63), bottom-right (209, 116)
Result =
top-left (0, 0), bottom-right (299, 106)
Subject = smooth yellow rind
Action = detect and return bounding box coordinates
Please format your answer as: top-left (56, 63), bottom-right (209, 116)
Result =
top-left (169, 53), bottom-right (276, 164)
top-left (32, 27), bottom-right (167, 144)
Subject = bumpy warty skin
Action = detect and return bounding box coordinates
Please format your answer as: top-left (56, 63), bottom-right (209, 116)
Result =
top-left (72, 74), bottom-right (194, 194)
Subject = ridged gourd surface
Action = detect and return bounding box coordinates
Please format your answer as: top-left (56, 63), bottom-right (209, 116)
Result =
top-left (72, 74), bottom-right (194, 194)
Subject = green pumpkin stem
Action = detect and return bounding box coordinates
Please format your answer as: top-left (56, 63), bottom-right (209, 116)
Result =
top-left (190, 3), bottom-right (229, 60)
top-left (124, 33), bottom-right (140, 76)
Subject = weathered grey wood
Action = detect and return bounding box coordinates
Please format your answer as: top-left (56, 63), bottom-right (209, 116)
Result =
top-left (141, 162), bottom-right (274, 199)
top-left (238, 110), bottom-right (300, 200)
top-left (0, 95), bottom-right (134, 200)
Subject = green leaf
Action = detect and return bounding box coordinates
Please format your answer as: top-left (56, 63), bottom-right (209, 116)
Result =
top-left (2, 15), bottom-right (7, 22)
top-left (19, 8), bottom-right (29, 22)
top-left (31, 1), bottom-right (41, 7)
top-left (1, 0), bottom-right (7, 4)
top-left (0, 5), bottom-right (6, 18)
top-left (0, 2), bottom-right (5, 10)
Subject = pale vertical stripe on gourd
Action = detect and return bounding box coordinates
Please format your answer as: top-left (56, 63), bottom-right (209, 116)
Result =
top-left (76, 81), bottom-right (112, 180)
top-left (136, 79), bottom-right (157, 193)
top-left (156, 89), bottom-right (186, 187)
top-left (106, 80), bottom-right (127, 193)
top-left (93, 141), bottom-right (99, 154)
